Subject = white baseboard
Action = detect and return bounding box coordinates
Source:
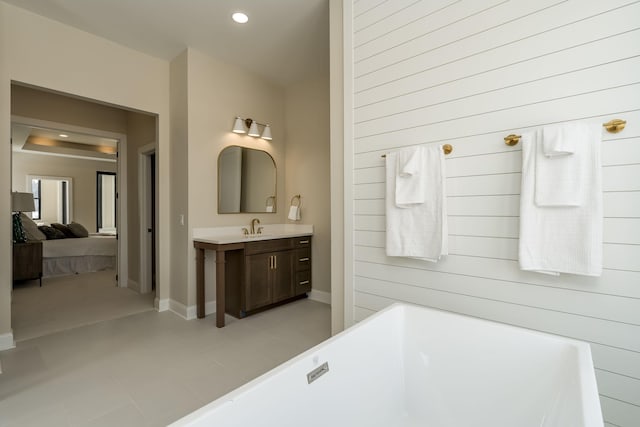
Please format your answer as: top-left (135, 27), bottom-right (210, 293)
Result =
top-left (128, 279), bottom-right (141, 293)
top-left (169, 299), bottom-right (190, 320)
top-left (308, 289), bottom-right (331, 305)
top-left (168, 299), bottom-right (216, 320)
top-left (0, 331), bottom-right (16, 352)
top-left (155, 298), bottom-right (170, 312)
top-left (168, 294), bottom-right (328, 320)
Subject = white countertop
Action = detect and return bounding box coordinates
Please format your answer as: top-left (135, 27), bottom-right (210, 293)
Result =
top-left (193, 224), bottom-right (313, 245)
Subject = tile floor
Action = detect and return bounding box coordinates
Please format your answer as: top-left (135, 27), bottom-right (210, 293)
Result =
top-left (0, 299), bottom-right (331, 426)
top-left (12, 270), bottom-right (154, 341)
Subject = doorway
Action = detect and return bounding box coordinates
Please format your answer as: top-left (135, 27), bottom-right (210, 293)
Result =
top-left (139, 143), bottom-right (157, 293)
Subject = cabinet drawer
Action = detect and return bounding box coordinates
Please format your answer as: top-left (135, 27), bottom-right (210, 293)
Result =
top-left (295, 270), bottom-right (311, 294)
top-left (295, 248), bottom-right (311, 271)
top-left (293, 236), bottom-right (312, 248)
top-left (245, 238), bottom-right (294, 255)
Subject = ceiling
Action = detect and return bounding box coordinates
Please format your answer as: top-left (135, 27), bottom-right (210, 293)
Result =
top-left (3, 0), bottom-right (330, 87)
top-left (12, 123), bottom-right (118, 162)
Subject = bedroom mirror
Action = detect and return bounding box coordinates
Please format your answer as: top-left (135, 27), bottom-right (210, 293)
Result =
top-left (218, 146), bottom-right (276, 214)
top-left (97, 171), bottom-right (116, 233)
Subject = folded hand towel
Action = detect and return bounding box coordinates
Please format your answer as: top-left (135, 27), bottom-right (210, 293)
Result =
top-left (519, 125), bottom-right (602, 276)
top-left (535, 123), bottom-right (595, 207)
top-left (395, 146), bottom-right (425, 207)
top-left (288, 205), bottom-right (301, 221)
top-left (386, 145), bottom-right (447, 261)
top-left (542, 123), bottom-right (580, 157)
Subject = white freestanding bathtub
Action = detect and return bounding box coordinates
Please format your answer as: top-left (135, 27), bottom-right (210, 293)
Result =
top-left (171, 303), bottom-right (603, 427)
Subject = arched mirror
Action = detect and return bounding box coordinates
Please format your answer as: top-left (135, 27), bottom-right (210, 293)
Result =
top-left (218, 146), bottom-right (276, 214)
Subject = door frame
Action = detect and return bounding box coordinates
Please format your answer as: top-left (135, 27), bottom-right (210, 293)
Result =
top-left (138, 142), bottom-right (156, 294)
top-left (12, 115), bottom-right (128, 287)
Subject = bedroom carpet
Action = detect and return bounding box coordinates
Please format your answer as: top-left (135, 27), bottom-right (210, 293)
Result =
top-left (11, 270), bottom-right (155, 342)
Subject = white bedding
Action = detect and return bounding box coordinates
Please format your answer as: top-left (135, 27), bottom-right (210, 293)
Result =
top-left (42, 235), bottom-right (117, 258)
top-left (41, 235), bottom-right (117, 277)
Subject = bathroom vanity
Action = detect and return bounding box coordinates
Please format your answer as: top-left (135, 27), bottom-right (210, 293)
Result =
top-left (193, 225), bottom-right (313, 327)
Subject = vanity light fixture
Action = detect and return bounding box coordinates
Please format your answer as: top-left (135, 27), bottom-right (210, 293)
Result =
top-left (247, 120), bottom-right (260, 137)
top-left (232, 117), bottom-right (273, 141)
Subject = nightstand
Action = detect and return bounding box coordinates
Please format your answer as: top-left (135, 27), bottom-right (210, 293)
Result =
top-left (13, 241), bottom-right (43, 286)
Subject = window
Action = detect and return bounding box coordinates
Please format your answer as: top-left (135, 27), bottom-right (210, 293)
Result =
top-left (27, 175), bottom-right (72, 224)
top-left (30, 178), bottom-right (42, 220)
top-left (97, 171), bottom-right (117, 233)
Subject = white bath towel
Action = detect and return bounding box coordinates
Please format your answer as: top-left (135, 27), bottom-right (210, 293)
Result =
top-left (395, 146), bottom-right (425, 207)
top-left (519, 126), bottom-right (602, 276)
top-left (535, 123), bottom-right (594, 206)
top-left (386, 145), bottom-right (448, 261)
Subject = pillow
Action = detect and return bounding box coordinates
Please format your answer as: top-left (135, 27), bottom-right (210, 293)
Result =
top-left (20, 213), bottom-right (46, 241)
top-left (67, 222), bottom-right (89, 238)
top-left (51, 223), bottom-right (76, 238)
top-left (38, 225), bottom-right (66, 240)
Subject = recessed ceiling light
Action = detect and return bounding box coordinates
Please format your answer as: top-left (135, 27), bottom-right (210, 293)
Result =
top-left (232, 12), bottom-right (248, 24)
top-left (59, 134), bottom-right (69, 138)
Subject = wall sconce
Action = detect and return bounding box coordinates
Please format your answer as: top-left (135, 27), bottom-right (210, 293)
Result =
top-left (232, 117), bottom-right (272, 141)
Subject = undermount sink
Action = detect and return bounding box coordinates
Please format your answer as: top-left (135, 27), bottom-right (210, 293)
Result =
top-left (243, 233), bottom-right (273, 239)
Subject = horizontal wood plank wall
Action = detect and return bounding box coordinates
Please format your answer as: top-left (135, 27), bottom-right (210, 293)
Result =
top-left (349, 1), bottom-right (640, 425)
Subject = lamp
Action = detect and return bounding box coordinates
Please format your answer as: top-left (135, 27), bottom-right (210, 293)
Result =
top-left (12, 191), bottom-right (35, 213)
top-left (232, 117), bottom-right (273, 141)
top-left (12, 192), bottom-right (35, 244)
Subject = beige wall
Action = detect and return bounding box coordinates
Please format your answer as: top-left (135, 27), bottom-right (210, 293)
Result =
top-left (0, 1), bottom-right (170, 345)
top-left (11, 152), bottom-right (116, 231)
top-left (329, 0), bottom-right (344, 334)
top-left (184, 48), bottom-right (286, 308)
top-left (284, 74), bottom-right (331, 295)
top-left (169, 50), bottom-right (189, 306)
top-left (12, 84), bottom-right (128, 133)
top-left (0, 3), bottom-right (12, 346)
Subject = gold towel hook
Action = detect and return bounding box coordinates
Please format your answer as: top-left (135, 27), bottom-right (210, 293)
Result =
top-left (603, 119), bottom-right (626, 133)
top-left (504, 134), bottom-right (521, 146)
top-left (290, 194), bottom-right (301, 207)
top-left (381, 144), bottom-right (453, 158)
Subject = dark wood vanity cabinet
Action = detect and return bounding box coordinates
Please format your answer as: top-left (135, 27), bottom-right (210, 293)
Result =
top-left (240, 236), bottom-right (311, 316)
top-left (194, 234), bottom-right (312, 327)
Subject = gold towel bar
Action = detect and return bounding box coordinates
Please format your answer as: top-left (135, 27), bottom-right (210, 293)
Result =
top-left (504, 119), bottom-right (627, 146)
top-left (290, 194), bottom-right (301, 206)
top-left (381, 144), bottom-right (452, 158)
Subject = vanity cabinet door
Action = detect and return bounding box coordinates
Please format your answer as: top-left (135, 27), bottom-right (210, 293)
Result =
top-left (272, 250), bottom-right (294, 303)
top-left (245, 252), bottom-right (273, 311)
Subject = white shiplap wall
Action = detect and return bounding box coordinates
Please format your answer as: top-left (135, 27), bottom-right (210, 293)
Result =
top-left (347, 1), bottom-right (640, 425)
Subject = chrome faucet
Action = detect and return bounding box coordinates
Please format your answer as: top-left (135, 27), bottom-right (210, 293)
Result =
top-left (250, 218), bottom-right (261, 235)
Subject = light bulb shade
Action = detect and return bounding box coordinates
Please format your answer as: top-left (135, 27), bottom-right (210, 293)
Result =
top-left (232, 117), bottom-right (246, 133)
top-left (261, 124), bottom-right (273, 140)
top-left (12, 192), bottom-right (35, 212)
top-left (247, 120), bottom-right (260, 137)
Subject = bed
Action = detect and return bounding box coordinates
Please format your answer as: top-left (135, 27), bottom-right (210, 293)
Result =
top-left (42, 234), bottom-right (117, 277)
